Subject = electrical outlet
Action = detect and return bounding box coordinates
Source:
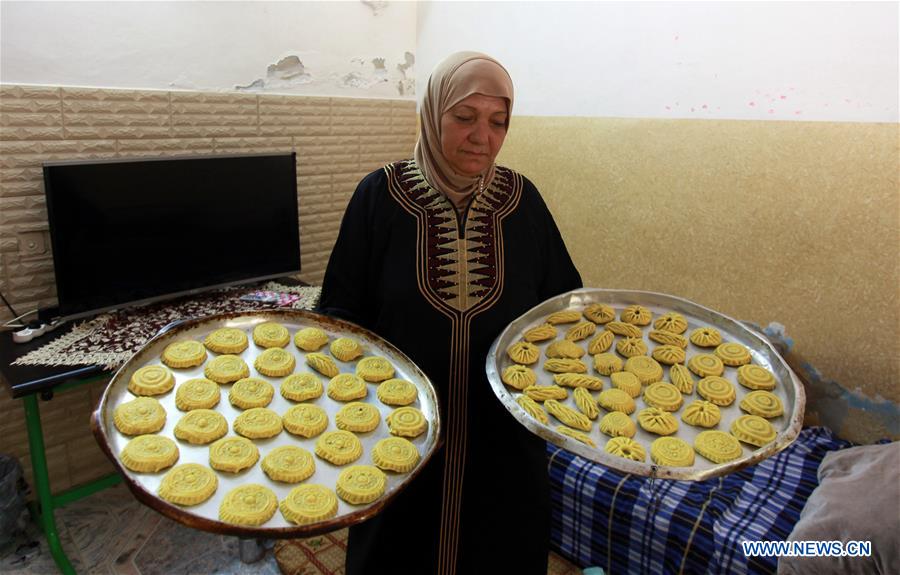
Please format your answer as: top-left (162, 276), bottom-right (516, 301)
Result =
top-left (18, 232), bottom-right (47, 256)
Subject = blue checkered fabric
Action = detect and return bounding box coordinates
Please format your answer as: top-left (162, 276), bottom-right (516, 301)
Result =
top-left (548, 427), bottom-right (852, 575)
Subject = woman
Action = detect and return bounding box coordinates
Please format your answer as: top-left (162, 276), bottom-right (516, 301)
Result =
top-left (318, 51), bottom-right (582, 574)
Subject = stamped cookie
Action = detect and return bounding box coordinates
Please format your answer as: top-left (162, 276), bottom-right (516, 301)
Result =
top-left (731, 415), bottom-right (777, 447)
top-left (376, 378), bottom-right (418, 406)
top-left (158, 463), bottom-right (217, 506)
top-left (615, 337), bottom-right (647, 358)
top-left (283, 403), bottom-right (329, 438)
top-left (128, 365), bottom-right (175, 396)
top-left (643, 382), bottom-right (684, 412)
top-left (280, 373), bottom-right (324, 402)
top-left (553, 373), bottom-right (604, 390)
top-left (173, 409), bottom-right (228, 444)
top-left (219, 484), bottom-right (277, 526)
top-left (624, 356), bottom-right (664, 384)
top-left (669, 363), bottom-right (696, 394)
top-left (262, 446), bottom-right (316, 483)
top-left (501, 365), bottom-right (537, 391)
top-left (652, 345), bottom-right (686, 366)
top-left (694, 430), bottom-right (743, 463)
top-left (306, 352), bottom-right (340, 378)
top-left (637, 407), bottom-right (679, 436)
top-left (114, 397), bottom-right (166, 435)
top-left (254, 348), bottom-right (296, 377)
top-left (573, 387), bottom-right (600, 420)
top-left (736, 364), bottom-right (777, 391)
top-left (386, 406), bottom-right (427, 438)
top-left (336, 465), bottom-right (386, 505)
top-left (565, 321), bottom-right (597, 342)
top-left (280, 484), bottom-right (339, 525)
top-left (204, 355), bottom-right (249, 384)
top-left (161, 340), bottom-right (207, 369)
top-left (587, 330), bottom-right (614, 354)
top-left (204, 328), bottom-right (248, 354)
top-left (517, 395), bottom-right (549, 424)
top-left (356, 356), bottom-right (396, 383)
top-left (605, 436), bottom-right (645, 462)
top-left (681, 400), bottom-right (722, 428)
top-left (335, 402), bottom-right (381, 433)
top-left (544, 399), bottom-right (592, 431)
top-left (209, 436), bottom-right (260, 473)
top-left (697, 376), bottom-right (736, 406)
top-left (233, 408), bottom-right (283, 439)
top-left (556, 426), bottom-right (596, 447)
top-left (315, 430), bottom-right (363, 465)
top-left (371, 437), bottom-right (420, 473)
top-left (523, 323), bottom-right (558, 343)
top-left (294, 327), bottom-right (329, 352)
top-left (543, 358), bottom-right (587, 374)
top-left (740, 391), bottom-right (784, 418)
top-left (330, 337), bottom-right (364, 362)
top-left (583, 303), bottom-right (615, 324)
top-left (599, 411), bottom-right (636, 438)
top-left (649, 329), bottom-right (688, 349)
top-left (229, 377), bottom-right (275, 409)
top-left (175, 378), bottom-right (220, 411)
top-left (689, 327), bottom-right (722, 348)
top-left (546, 340), bottom-right (585, 359)
top-left (545, 310), bottom-right (581, 324)
top-left (120, 435), bottom-right (179, 473)
top-left (688, 353), bottom-right (725, 378)
top-left (715, 342), bottom-right (752, 367)
top-left (597, 388), bottom-right (636, 414)
top-left (621, 304), bottom-right (652, 326)
top-left (507, 342), bottom-right (540, 364)
top-left (605, 321), bottom-right (643, 338)
top-left (651, 437), bottom-right (695, 467)
top-left (523, 384), bottom-right (568, 402)
top-left (610, 371), bottom-right (642, 398)
top-left (252, 322), bottom-right (290, 348)
top-left (653, 312), bottom-right (688, 334)
top-left (327, 373), bottom-right (368, 401)
top-left (593, 353), bottom-right (623, 376)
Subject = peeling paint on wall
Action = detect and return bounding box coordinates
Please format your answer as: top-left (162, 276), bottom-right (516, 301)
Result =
top-left (236, 55), bottom-right (312, 91)
top-left (361, 0), bottom-right (389, 17)
top-left (396, 51), bottom-right (415, 96)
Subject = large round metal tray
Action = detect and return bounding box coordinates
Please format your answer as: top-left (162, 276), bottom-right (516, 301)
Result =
top-left (91, 309), bottom-right (441, 537)
top-left (486, 288), bottom-right (805, 481)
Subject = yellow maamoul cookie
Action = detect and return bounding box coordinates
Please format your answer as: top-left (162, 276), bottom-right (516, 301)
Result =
top-left (605, 437), bottom-right (645, 462)
top-left (204, 355), bottom-right (249, 384)
top-left (624, 355), bottom-right (664, 384)
top-left (330, 337), bottom-right (363, 362)
top-left (643, 382), bottom-right (684, 411)
top-left (306, 352), bottom-right (340, 378)
top-left (280, 484), bottom-right (338, 525)
top-left (336, 402), bottom-right (381, 433)
top-left (689, 327), bottom-right (722, 348)
top-left (653, 312), bottom-right (689, 334)
top-left (740, 391), bottom-right (784, 418)
top-left (254, 348), bottom-right (296, 377)
top-left (546, 340), bottom-right (585, 359)
top-left (599, 411), bottom-right (637, 438)
top-left (175, 378), bottom-right (220, 411)
top-left (583, 303), bottom-right (615, 324)
top-left (737, 364), bottom-right (777, 391)
top-left (502, 365), bottom-right (537, 390)
top-left (356, 356), bottom-right (395, 383)
top-left (597, 389), bottom-right (636, 414)
top-left (158, 463), bottom-right (217, 506)
top-left (371, 437), bottom-right (420, 473)
top-left (128, 365), bottom-right (175, 396)
top-left (556, 426), bottom-right (596, 447)
top-left (327, 373), bottom-right (368, 401)
top-left (637, 407), bottom-right (679, 436)
top-left (283, 404), bottom-right (329, 438)
top-left (336, 465), bottom-right (386, 505)
top-left (209, 436), bottom-right (259, 473)
top-left (204, 328), bottom-right (248, 354)
top-left (262, 446), bottom-right (315, 483)
top-left (681, 400), bottom-right (722, 428)
top-left (616, 337), bottom-right (648, 358)
top-left (376, 378), bottom-right (418, 405)
top-left (610, 371), bottom-right (642, 398)
top-left (593, 353), bottom-right (623, 376)
top-left (544, 399), bottom-right (592, 431)
top-left (573, 387), bottom-right (600, 420)
top-left (161, 340), bottom-right (207, 369)
top-left (553, 373), bottom-right (604, 390)
top-left (731, 415), bottom-right (777, 447)
top-left (173, 409), bottom-right (228, 444)
top-left (649, 330), bottom-right (689, 349)
top-left (546, 310), bottom-right (581, 324)
top-left (651, 437), bottom-right (695, 467)
top-left (219, 484), bottom-right (277, 526)
top-left (252, 322), bottom-right (290, 348)
top-left (544, 358), bottom-right (588, 374)
top-left (294, 327), bottom-right (329, 351)
top-left (517, 395), bottom-right (549, 424)
top-left (315, 430), bottom-right (363, 465)
top-left (621, 304), bottom-right (652, 326)
top-left (507, 341), bottom-right (540, 365)
top-left (694, 431), bottom-right (743, 463)
top-left (715, 342), bottom-right (752, 367)
top-left (280, 373), bottom-right (324, 402)
top-left (669, 364), bottom-right (696, 394)
top-left (386, 407), bottom-right (427, 438)
top-left (652, 345), bottom-right (686, 366)
top-left (523, 323), bottom-right (558, 343)
top-left (697, 376), bottom-right (736, 406)
top-left (524, 384), bottom-right (568, 402)
top-left (565, 321), bottom-right (597, 342)
top-left (114, 397), bottom-right (166, 435)
top-left (605, 321), bottom-right (643, 338)
top-left (688, 353), bottom-right (725, 378)
top-left (120, 435), bottom-right (180, 473)
top-left (229, 377), bottom-right (275, 409)
top-left (233, 407), bottom-right (283, 439)
top-left (587, 330), bottom-right (614, 355)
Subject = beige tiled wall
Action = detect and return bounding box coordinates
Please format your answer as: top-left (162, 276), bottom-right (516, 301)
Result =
top-left (0, 84), bottom-right (417, 493)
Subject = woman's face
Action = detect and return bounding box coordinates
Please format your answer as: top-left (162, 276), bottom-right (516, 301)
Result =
top-left (440, 93), bottom-right (508, 178)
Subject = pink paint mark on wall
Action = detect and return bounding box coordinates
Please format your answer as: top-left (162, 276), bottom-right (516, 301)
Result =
top-left (674, 35), bottom-right (679, 41)
top-left (665, 106), bottom-right (671, 110)
top-left (780, 95), bottom-right (787, 100)
top-left (844, 98), bottom-right (852, 103)
top-left (701, 104), bottom-right (708, 109)
top-left (768, 109), bottom-right (775, 114)
top-left (794, 110), bottom-right (802, 115)
top-left (748, 101), bottom-right (756, 107)
top-left (690, 107), bottom-right (695, 112)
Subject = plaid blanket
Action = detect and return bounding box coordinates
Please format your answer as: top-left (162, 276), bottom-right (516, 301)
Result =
top-left (548, 427), bottom-right (852, 575)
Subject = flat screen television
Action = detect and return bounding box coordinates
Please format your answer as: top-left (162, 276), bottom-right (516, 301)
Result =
top-left (42, 152), bottom-right (300, 322)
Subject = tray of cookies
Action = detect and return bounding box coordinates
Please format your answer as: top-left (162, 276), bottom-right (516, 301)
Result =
top-left (91, 309), bottom-right (441, 537)
top-left (486, 288), bottom-right (805, 481)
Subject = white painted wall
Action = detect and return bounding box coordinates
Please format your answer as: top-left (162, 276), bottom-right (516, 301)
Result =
top-left (417, 1), bottom-right (899, 123)
top-left (0, 1), bottom-right (417, 98)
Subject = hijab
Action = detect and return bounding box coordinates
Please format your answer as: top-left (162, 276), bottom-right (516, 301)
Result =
top-left (413, 51), bottom-right (514, 211)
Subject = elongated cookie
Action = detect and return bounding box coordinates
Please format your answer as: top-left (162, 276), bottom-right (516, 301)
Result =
top-left (120, 435), bottom-right (179, 473)
top-left (616, 337), bottom-right (647, 358)
top-left (637, 407), bottom-right (679, 436)
top-left (233, 407), bottom-right (283, 439)
top-left (556, 426), bottom-right (596, 447)
top-left (517, 395), bottom-right (549, 424)
top-left (546, 310), bottom-right (581, 324)
top-left (546, 340), bottom-right (585, 359)
top-left (219, 484), bottom-right (277, 526)
top-left (649, 330), bottom-right (688, 349)
top-left (280, 484), bottom-right (338, 525)
top-left (255, 348), bottom-right (296, 377)
top-left (283, 404), bottom-right (329, 438)
top-left (573, 387), bottom-right (600, 420)
top-left (652, 345), bottom-right (685, 366)
top-left (544, 399), bottom-right (592, 431)
top-left (553, 373), bottom-right (604, 390)
top-left (507, 342), bottom-right (540, 365)
top-left (651, 437), bottom-right (695, 467)
top-left (740, 391), bottom-right (784, 418)
top-left (605, 436), bottom-right (645, 462)
top-left (336, 465), bottom-right (386, 505)
top-left (523, 323), bottom-right (557, 343)
top-left (161, 340), bottom-right (207, 369)
top-left (173, 409), bottom-right (228, 444)
top-left (669, 363), bottom-right (696, 394)
top-left (688, 353), bottom-right (725, 378)
top-left (204, 328), bottom-right (248, 354)
top-left (158, 463), bottom-right (217, 506)
top-left (653, 312), bottom-right (688, 334)
top-left (643, 382), bottom-right (684, 411)
top-left (175, 378), bottom-right (220, 411)
top-left (694, 430), bottom-right (743, 463)
top-left (681, 400), bottom-right (722, 428)
top-left (715, 342), bottom-right (752, 367)
top-left (114, 397), bottom-right (166, 435)
top-left (204, 355), bottom-right (249, 384)
top-left (597, 389), bottom-right (636, 414)
top-left (280, 373), bottom-right (324, 402)
top-left (262, 446), bottom-right (315, 483)
top-left (306, 352), bottom-right (339, 378)
top-left (330, 337), bottom-right (364, 362)
top-left (583, 303), bottom-right (615, 324)
top-left (565, 321), bottom-right (597, 342)
top-left (328, 373), bottom-right (368, 401)
top-left (736, 364), bottom-right (777, 391)
top-left (543, 358), bottom-right (587, 373)
top-left (689, 327), bottom-right (722, 348)
top-left (502, 365), bottom-right (537, 391)
top-left (731, 415), bottom-right (777, 447)
top-left (371, 437), bottom-right (420, 473)
top-left (386, 407), bottom-right (427, 438)
top-left (129, 365), bottom-right (175, 396)
top-left (336, 402), bottom-right (381, 433)
top-left (599, 411), bottom-right (636, 438)
top-left (229, 377), bottom-right (275, 409)
top-left (610, 371), bottom-right (642, 398)
top-left (624, 356), bottom-right (664, 384)
top-left (587, 330), bottom-right (614, 354)
top-left (621, 304), bottom-right (652, 326)
top-left (294, 327), bottom-right (329, 352)
top-left (209, 436), bottom-right (259, 473)
top-left (605, 321), bottom-right (643, 338)
top-left (376, 378), bottom-right (418, 406)
top-left (697, 376), bottom-right (736, 406)
top-left (315, 430), bottom-right (363, 465)
top-left (523, 384), bottom-right (568, 402)
top-left (356, 356), bottom-right (395, 383)
top-left (593, 353), bottom-right (623, 375)
top-left (252, 322), bottom-right (290, 348)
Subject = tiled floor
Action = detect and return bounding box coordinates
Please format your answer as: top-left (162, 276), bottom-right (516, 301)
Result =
top-left (0, 484), bottom-right (582, 574)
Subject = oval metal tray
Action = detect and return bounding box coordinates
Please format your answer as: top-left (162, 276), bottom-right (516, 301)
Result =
top-left (91, 309), bottom-right (442, 537)
top-left (486, 288), bottom-right (805, 481)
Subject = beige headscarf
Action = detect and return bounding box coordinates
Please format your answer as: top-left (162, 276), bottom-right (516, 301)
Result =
top-left (414, 51), bottom-right (514, 211)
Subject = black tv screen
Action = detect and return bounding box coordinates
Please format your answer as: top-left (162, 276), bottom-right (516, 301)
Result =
top-left (43, 152), bottom-right (300, 321)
